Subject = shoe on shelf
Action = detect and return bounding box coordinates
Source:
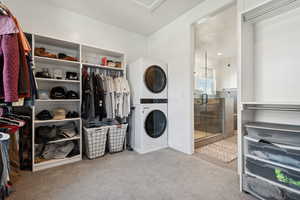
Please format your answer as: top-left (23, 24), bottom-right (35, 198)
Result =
top-left (35, 48), bottom-right (57, 59)
top-left (58, 53), bottom-right (78, 62)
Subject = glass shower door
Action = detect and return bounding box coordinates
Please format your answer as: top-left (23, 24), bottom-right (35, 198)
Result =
top-left (194, 51), bottom-right (224, 145)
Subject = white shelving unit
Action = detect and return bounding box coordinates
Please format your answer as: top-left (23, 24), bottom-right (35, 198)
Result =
top-left (34, 118), bottom-right (81, 124)
top-left (239, 0), bottom-right (300, 198)
top-left (35, 56), bottom-right (80, 67)
top-left (27, 33), bottom-right (126, 171)
top-left (35, 78), bottom-right (80, 83)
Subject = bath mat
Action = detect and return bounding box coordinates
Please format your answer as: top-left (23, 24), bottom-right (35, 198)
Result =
top-left (196, 136), bottom-right (237, 163)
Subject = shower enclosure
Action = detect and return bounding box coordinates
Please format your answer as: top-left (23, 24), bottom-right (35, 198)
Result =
top-left (194, 51), bottom-right (224, 147)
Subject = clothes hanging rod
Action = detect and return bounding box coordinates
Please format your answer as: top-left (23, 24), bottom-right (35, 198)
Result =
top-left (83, 64), bottom-right (124, 71)
top-left (245, 106), bottom-right (300, 112)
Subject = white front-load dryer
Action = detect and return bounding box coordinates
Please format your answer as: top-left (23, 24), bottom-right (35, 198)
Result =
top-left (130, 100), bottom-right (168, 154)
top-left (128, 58), bottom-right (168, 105)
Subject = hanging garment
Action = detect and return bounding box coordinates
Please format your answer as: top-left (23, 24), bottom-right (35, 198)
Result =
top-left (93, 74), bottom-right (107, 120)
top-left (12, 16), bottom-right (31, 54)
top-left (122, 77), bottom-right (131, 118)
top-left (17, 38), bottom-right (30, 98)
top-left (24, 54), bottom-right (37, 106)
top-left (114, 76), bottom-right (131, 118)
top-left (114, 77), bottom-right (124, 118)
top-left (104, 76), bottom-right (115, 119)
top-left (82, 73), bottom-right (91, 120)
top-left (81, 73), bottom-right (95, 120)
top-left (0, 15), bottom-right (18, 35)
top-left (0, 34), bottom-right (20, 102)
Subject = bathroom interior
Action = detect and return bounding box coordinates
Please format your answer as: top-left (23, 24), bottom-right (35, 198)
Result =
top-left (193, 5), bottom-right (238, 166)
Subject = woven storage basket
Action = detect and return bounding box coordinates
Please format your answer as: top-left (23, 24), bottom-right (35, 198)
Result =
top-left (83, 127), bottom-right (108, 159)
top-left (108, 124), bottom-right (128, 153)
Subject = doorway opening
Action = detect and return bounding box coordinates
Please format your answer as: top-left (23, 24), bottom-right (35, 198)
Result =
top-left (193, 4), bottom-right (238, 170)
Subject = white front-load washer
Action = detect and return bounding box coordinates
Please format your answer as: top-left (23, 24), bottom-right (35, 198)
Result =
top-left (130, 100), bottom-right (168, 154)
top-left (128, 58), bottom-right (168, 105)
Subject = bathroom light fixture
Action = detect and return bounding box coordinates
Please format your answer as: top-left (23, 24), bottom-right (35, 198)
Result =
top-left (217, 52), bottom-right (223, 56)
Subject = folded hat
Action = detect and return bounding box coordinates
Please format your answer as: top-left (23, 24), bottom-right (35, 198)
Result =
top-left (53, 108), bottom-right (67, 120)
top-left (35, 69), bottom-right (51, 79)
top-left (36, 110), bottom-right (53, 120)
top-left (66, 90), bottom-right (79, 99)
top-left (66, 111), bottom-right (79, 118)
top-left (38, 90), bottom-right (49, 100)
top-left (50, 86), bottom-right (66, 99)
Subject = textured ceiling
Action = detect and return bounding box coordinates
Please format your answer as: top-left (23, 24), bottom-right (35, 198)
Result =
top-left (45, 0), bottom-right (205, 35)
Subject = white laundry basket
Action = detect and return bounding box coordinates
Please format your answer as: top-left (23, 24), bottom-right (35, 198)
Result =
top-left (83, 126), bottom-right (109, 159)
top-left (108, 124), bottom-right (128, 153)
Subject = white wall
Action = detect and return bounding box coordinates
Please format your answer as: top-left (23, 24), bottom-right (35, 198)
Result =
top-left (4, 0), bottom-right (147, 63)
top-left (215, 57), bottom-right (238, 90)
top-left (148, 0), bottom-right (235, 154)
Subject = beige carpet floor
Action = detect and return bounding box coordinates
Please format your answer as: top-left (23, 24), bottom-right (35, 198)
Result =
top-left (8, 148), bottom-right (254, 200)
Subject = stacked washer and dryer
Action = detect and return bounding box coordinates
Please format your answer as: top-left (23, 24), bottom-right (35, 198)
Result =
top-left (128, 58), bottom-right (168, 154)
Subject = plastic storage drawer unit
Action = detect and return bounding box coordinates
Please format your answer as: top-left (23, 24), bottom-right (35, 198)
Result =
top-left (243, 174), bottom-right (300, 200)
top-left (245, 137), bottom-right (300, 169)
top-left (245, 122), bottom-right (300, 147)
top-left (246, 157), bottom-right (300, 191)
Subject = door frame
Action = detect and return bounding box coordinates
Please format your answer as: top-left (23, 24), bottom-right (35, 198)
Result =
top-left (190, 2), bottom-right (238, 153)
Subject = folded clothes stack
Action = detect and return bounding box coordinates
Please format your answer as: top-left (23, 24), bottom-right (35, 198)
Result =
top-left (35, 141), bottom-right (79, 162)
top-left (34, 122), bottom-right (79, 161)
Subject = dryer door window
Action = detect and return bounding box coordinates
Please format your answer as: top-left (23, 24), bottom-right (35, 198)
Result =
top-left (144, 65), bottom-right (167, 93)
top-left (145, 110), bottom-right (167, 138)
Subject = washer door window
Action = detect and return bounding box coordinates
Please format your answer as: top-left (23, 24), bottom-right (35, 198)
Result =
top-left (144, 65), bottom-right (167, 93)
top-left (145, 110), bottom-right (167, 138)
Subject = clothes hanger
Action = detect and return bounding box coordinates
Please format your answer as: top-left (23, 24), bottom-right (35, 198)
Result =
top-left (0, 2), bottom-right (9, 16)
top-left (0, 132), bottom-right (9, 141)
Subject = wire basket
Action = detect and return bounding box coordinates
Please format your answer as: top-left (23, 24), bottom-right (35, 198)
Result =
top-left (108, 124), bottom-right (128, 153)
top-left (83, 127), bottom-right (108, 159)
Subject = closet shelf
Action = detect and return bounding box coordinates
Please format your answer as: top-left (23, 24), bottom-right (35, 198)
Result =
top-left (33, 155), bottom-right (81, 171)
top-left (35, 78), bottom-right (80, 83)
top-left (47, 136), bottom-right (81, 144)
top-left (245, 122), bottom-right (300, 133)
top-left (36, 99), bottom-right (80, 102)
top-left (82, 62), bottom-right (124, 71)
top-left (245, 171), bottom-right (300, 195)
top-left (242, 101), bottom-right (300, 106)
top-left (34, 118), bottom-right (81, 124)
top-left (245, 154), bottom-right (300, 173)
top-left (34, 56), bottom-right (80, 67)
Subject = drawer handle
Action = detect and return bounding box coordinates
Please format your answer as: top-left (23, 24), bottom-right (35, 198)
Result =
top-left (259, 139), bottom-right (272, 145)
top-left (258, 139), bottom-right (288, 153)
